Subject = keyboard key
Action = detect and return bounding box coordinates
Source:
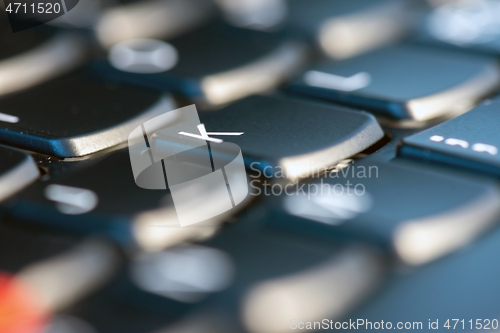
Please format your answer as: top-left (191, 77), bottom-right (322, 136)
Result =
top-left (18, 238), bottom-right (118, 312)
top-left (288, 44), bottom-right (500, 121)
top-left (288, 0), bottom-right (418, 59)
top-left (269, 160), bottom-right (500, 265)
top-left (216, 0), bottom-right (287, 31)
top-left (194, 227), bottom-right (385, 333)
top-left (130, 244), bottom-right (235, 303)
top-left (400, 98), bottom-right (500, 177)
top-left (0, 145), bottom-right (39, 201)
top-left (121, 211), bottom-right (385, 332)
top-left (0, 71), bottom-right (175, 157)
top-left (95, 0), bottom-right (217, 48)
top-left (0, 222), bottom-right (118, 332)
top-left (7, 148), bottom-right (248, 251)
top-left (49, 0), bottom-right (104, 28)
top-left (344, 225), bottom-right (500, 331)
top-left (95, 23), bottom-right (308, 105)
top-left (196, 95), bottom-right (384, 180)
top-left (423, 0), bottom-right (500, 55)
top-left (0, 29), bottom-right (86, 97)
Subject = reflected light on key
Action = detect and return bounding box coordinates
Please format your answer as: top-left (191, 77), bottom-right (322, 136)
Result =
top-left (303, 70), bottom-right (371, 92)
top-left (394, 186), bottom-right (500, 265)
top-left (201, 41), bottom-right (307, 105)
top-left (318, 3), bottom-right (411, 60)
top-left (133, 202), bottom-right (220, 252)
top-left (45, 184), bottom-right (98, 215)
top-left (242, 248), bottom-right (384, 333)
top-left (109, 39), bottom-right (179, 74)
top-left (19, 239), bottom-right (119, 312)
top-left (427, 0), bottom-right (500, 45)
top-left (0, 34), bottom-right (85, 98)
top-left (216, 0), bottom-right (287, 30)
top-left (95, 0), bottom-right (216, 48)
top-left (131, 245), bottom-right (235, 303)
top-left (284, 186), bottom-right (373, 225)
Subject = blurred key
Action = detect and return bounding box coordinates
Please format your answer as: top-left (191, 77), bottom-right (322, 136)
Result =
top-left (270, 160), bottom-right (500, 265)
top-left (49, 0), bottom-right (108, 28)
top-left (95, 0), bottom-right (217, 49)
top-left (197, 227), bottom-right (386, 333)
top-left (215, 0), bottom-right (287, 31)
top-left (400, 98), bottom-right (500, 177)
top-left (288, 44), bottom-right (500, 121)
top-left (0, 145), bottom-right (39, 201)
top-left (197, 95), bottom-right (384, 180)
top-left (0, 27), bottom-right (86, 97)
top-left (0, 222), bottom-right (118, 333)
top-left (18, 239), bottom-right (119, 312)
top-left (0, 71), bottom-right (175, 157)
top-left (96, 23), bottom-right (308, 105)
top-left (7, 148), bottom-right (247, 251)
top-left (424, 0), bottom-right (500, 54)
top-left (288, 0), bottom-right (419, 59)
top-left (241, 247), bottom-right (384, 333)
top-left (130, 244), bottom-right (235, 303)
top-left (120, 218), bottom-right (385, 333)
top-left (344, 225), bottom-right (500, 332)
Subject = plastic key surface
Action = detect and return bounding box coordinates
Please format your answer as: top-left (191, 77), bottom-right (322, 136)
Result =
top-left (270, 160), bottom-right (500, 265)
top-left (97, 23), bottom-right (308, 105)
top-left (400, 98), bottom-right (500, 177)
top-left (0, 25), bottom-right (85, 97)
top-left (288, 44), bottom-right (500, 121)
top-left (198, 95), bottom-right (384, 180)
top-left (95, 0), bottom-right (217, 48)
top-left (344, 225), bottom-right (500, 332)
top-left (7, 149), bottom-right (246, 251)
top-left (288, 0), bottom-right (417, 59)
top-left (0, 71), bottom-right (175, 158)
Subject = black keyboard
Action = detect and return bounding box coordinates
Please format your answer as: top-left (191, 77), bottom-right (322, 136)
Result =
top-left (1, 0), bottom-right (500, 332)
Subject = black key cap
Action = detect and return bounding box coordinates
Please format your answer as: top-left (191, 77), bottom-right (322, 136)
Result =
top-left (344, 226), bottom-right (500, 332)
top-left (7, 148), bottom-right (247, 251)
top-left (95, 0), bottom-right (217, 48)
top-left (268, 160), bottom-right (500, 265)
top-left (0, 145), bottom-right (39, 201)
top-left (288, 44), bottom-right (500, 121)
top-left (0, 221), bottom-right (118, 331)
top-left (96, 23), bottom-right (308, 105)
top-left (0, 27), bottom-right (85, 97)
top-left (127, 223), bottom-right (385, 333)
top-left (197, 95), bottom-right (384, 180)
top-left (0, 71), bottom-right (175, 157)
top-left (210, 236), bottom-right (384, 333)
top-left (400, 98), bottom-right (500, 177)
top-left (288, 0), bottom-right (418, 59)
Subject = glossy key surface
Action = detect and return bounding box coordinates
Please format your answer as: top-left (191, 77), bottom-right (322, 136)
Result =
top-left (0, 72), bottom-right (174, 157)
top-left (198, 95), bottom-right (384, 180)
top-left (400, 98), bottom-right (500, 177)
top-left (269, 160), bottom-right (500, 265)
top-left (96, 23), bottom-right (307, 105)
top-left (288, 44), bottom-right (500, 121)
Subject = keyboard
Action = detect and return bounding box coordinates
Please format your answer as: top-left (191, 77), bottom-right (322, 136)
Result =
top-left (1, 0), bottom-right (500, 332)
